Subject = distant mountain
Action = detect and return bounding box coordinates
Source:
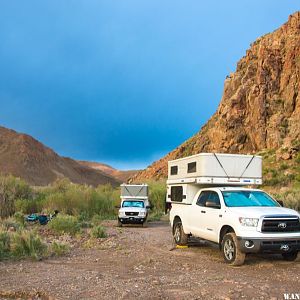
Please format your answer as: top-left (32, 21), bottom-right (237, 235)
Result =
top-left (132, 12), bottom-right (300, 182)
top-left (0, 126), bottom-right (120, 187)
top-left (77, 161), bottom-right (139, 183)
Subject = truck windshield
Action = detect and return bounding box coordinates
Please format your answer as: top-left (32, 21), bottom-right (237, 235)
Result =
top-left (222, 191), bottom-right (280, 207)
top-left (122, 201), bottom-right (144, 208)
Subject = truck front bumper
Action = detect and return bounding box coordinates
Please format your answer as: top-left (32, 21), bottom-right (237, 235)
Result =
top-left (237, 237), bottom-right (300, 254)
top-left (118, 217), bottom-right (145, 224)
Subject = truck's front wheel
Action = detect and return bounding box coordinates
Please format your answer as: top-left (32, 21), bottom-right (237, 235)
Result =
top-left (173, 220), bottom-right (188, 245)
top-left (282, 251), bottom-right (298, 261)
top-left (221, 233), bottom-right (245, 266)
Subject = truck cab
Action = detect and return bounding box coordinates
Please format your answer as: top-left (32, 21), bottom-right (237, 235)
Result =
top-left (167, 153), bottom-right (300, 265)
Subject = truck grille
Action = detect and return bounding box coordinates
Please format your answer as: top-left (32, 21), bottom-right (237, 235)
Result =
top-left (261, 216), bottom-right (300, 233)
top-left (125, 212), bottom-right (139, 216)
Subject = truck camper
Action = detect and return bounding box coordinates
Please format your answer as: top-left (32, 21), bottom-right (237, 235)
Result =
top-left (117, 184), bottom-right (150, 226)
top-left (167, 153), bottom-right (300, 265)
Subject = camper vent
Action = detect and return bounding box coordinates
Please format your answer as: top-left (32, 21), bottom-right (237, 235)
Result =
top-left (187, 162), bottom-right (197, 173)
top-left (170, 166), bottom-right (178, 175)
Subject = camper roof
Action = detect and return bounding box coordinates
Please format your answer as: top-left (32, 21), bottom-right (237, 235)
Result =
top-left (168, 152), bottom-right (256, 163)
top-left (167, 153), bottom-right (262, 186)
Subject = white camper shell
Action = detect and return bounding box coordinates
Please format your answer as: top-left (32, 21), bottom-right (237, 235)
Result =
top-left (121, 184), bottom-right (148, 200)
top-left (166, 153), bottom-right (262, 205)
top-left (167, 153), bottom-right (262, 185)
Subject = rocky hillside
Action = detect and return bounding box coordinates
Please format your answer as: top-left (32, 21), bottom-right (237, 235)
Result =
top-left (0, 126), bottom-right (120, 186)
top-left (132, 12), bottom-right (300, 182)
top-left (77, 161), bottom-right (139, 183)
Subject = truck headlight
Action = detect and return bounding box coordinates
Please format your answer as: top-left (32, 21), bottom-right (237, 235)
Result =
top-left (119, 211), bottom-right (125, 217)
top-left (239, 217), bottom-right (259, 227)
top-left (139, 212), bottom-right (146, 217)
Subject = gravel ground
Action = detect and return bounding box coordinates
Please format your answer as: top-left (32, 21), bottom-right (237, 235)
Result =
top-left (0, 220), bottom-right (299, 300)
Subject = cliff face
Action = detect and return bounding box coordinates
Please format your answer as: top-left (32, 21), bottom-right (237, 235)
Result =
top-left (133, 12), bottom-right (300, 181)
top-left (0, 126), bottom-right (120, 186)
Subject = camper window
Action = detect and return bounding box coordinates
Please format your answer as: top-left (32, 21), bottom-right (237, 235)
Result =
top-left (170, 166), bottom-right (178, 175)
top-left (187, 162), bottom-right (196, 173)
top-left (171, 186), bottom-right (183, 202)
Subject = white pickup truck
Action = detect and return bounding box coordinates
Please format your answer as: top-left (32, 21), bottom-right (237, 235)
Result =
top-left (117, 184), bottom-right (150, 226)
top-left (167, 153), bottom-right (300, 265)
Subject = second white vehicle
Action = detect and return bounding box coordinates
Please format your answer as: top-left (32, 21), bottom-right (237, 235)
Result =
top-left (117, 184), bottom-right (151, 226)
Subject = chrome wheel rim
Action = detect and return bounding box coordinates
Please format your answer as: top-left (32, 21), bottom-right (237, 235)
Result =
top-left (174, 224), bottom-right (181, 242)
top-left (224, 239), bottom-right (235, 261)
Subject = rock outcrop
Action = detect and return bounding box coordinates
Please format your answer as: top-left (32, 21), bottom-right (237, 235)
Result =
top-left (133, 12), bottom-right (300, 181)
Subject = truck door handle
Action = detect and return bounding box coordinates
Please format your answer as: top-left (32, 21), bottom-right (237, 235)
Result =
top-left (201, 210), bottom-right (206, 213)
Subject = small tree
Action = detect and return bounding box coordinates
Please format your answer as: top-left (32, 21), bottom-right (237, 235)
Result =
top-left (0, 175), bottom-right (32, 218)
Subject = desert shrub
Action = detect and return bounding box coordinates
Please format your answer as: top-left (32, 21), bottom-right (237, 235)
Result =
top-left (78, 211), bottom-right (90, 222)
top-left (0, 175), bottom-right (32, 218)
top-left (48, 215), bottom-right (81, 235)
top-left (1, 216), bottom-right (23, 231)
top-left (13, 212), bottom-right (25, 226)
top-left (0, 228), bottom-right (10, 260)
top-left (79, 221), bottom-right (93, 229)
top-left (147, 181), bottom-right (166, 211)
top-left (10, 230), bottom-right (47, 260)
top-left (41, 180), bottom-right (117, 219)
top-left (50, 178), bottom-right (72, 193)
top-left (91, 225), bottom-right (107, 238)
top-left (50, 241), bottom-right (70, 256)
top-left (93, 185), bottom-right (119, 217)
top-left (279, 162), bottom-right (288, 171)
top-left (0, 225), bottom-right (70, 261)
top-left (91, 214), bottom-right (102, 225)
top-left (273, 189), bottom-right (300, 211)
top-left (263, 167), bottom-right (295, 187)
top-left (148, 210), bottom-right (163, 222)
top-left (15, 195), bottom-right (45, 214)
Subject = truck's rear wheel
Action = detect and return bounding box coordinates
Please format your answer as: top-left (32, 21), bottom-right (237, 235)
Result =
top-left (173, 220), bottom-right (188, 245)
top-left (221, 232), bottom-right (245, 266)
top-left (282, 251), bottom-right (298, 261)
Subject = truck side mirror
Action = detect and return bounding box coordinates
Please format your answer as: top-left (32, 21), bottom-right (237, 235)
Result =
top-left (146, 205), bottom-right (152, 209)
top-left (277, 200), bottom-right (284, 207)
top-left (206, 201), bottom-right (221, 209)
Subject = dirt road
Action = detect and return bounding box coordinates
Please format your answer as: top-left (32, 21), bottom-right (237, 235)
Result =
top-left (0, 221), bottom-right (299, 299)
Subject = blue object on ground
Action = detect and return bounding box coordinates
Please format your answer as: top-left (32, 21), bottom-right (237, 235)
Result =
top-left (38, 215), bottom-right (49, 225)
top-left (26, 214), bottom-right (39, 222)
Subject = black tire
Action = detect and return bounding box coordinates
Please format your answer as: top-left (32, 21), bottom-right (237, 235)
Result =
top-left (282, 251), bottom-right (298, 261)
top-left (117, 220), bottom-right (123, 227)
top-left (221, 232), bottom-right (246, 266)
top-left (173, 219), bottom-right (188, 245)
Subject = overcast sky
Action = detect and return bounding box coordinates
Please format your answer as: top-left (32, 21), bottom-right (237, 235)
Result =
top-left (0, 1), bottom-right (298, 169)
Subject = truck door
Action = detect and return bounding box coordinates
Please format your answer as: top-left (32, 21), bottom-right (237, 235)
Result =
top-left (189, 191), bottom-right (211, 238)
top-left (202, 191), bottom-right (223, 243)
top-left (190, 190), bottom-right (222, 242)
